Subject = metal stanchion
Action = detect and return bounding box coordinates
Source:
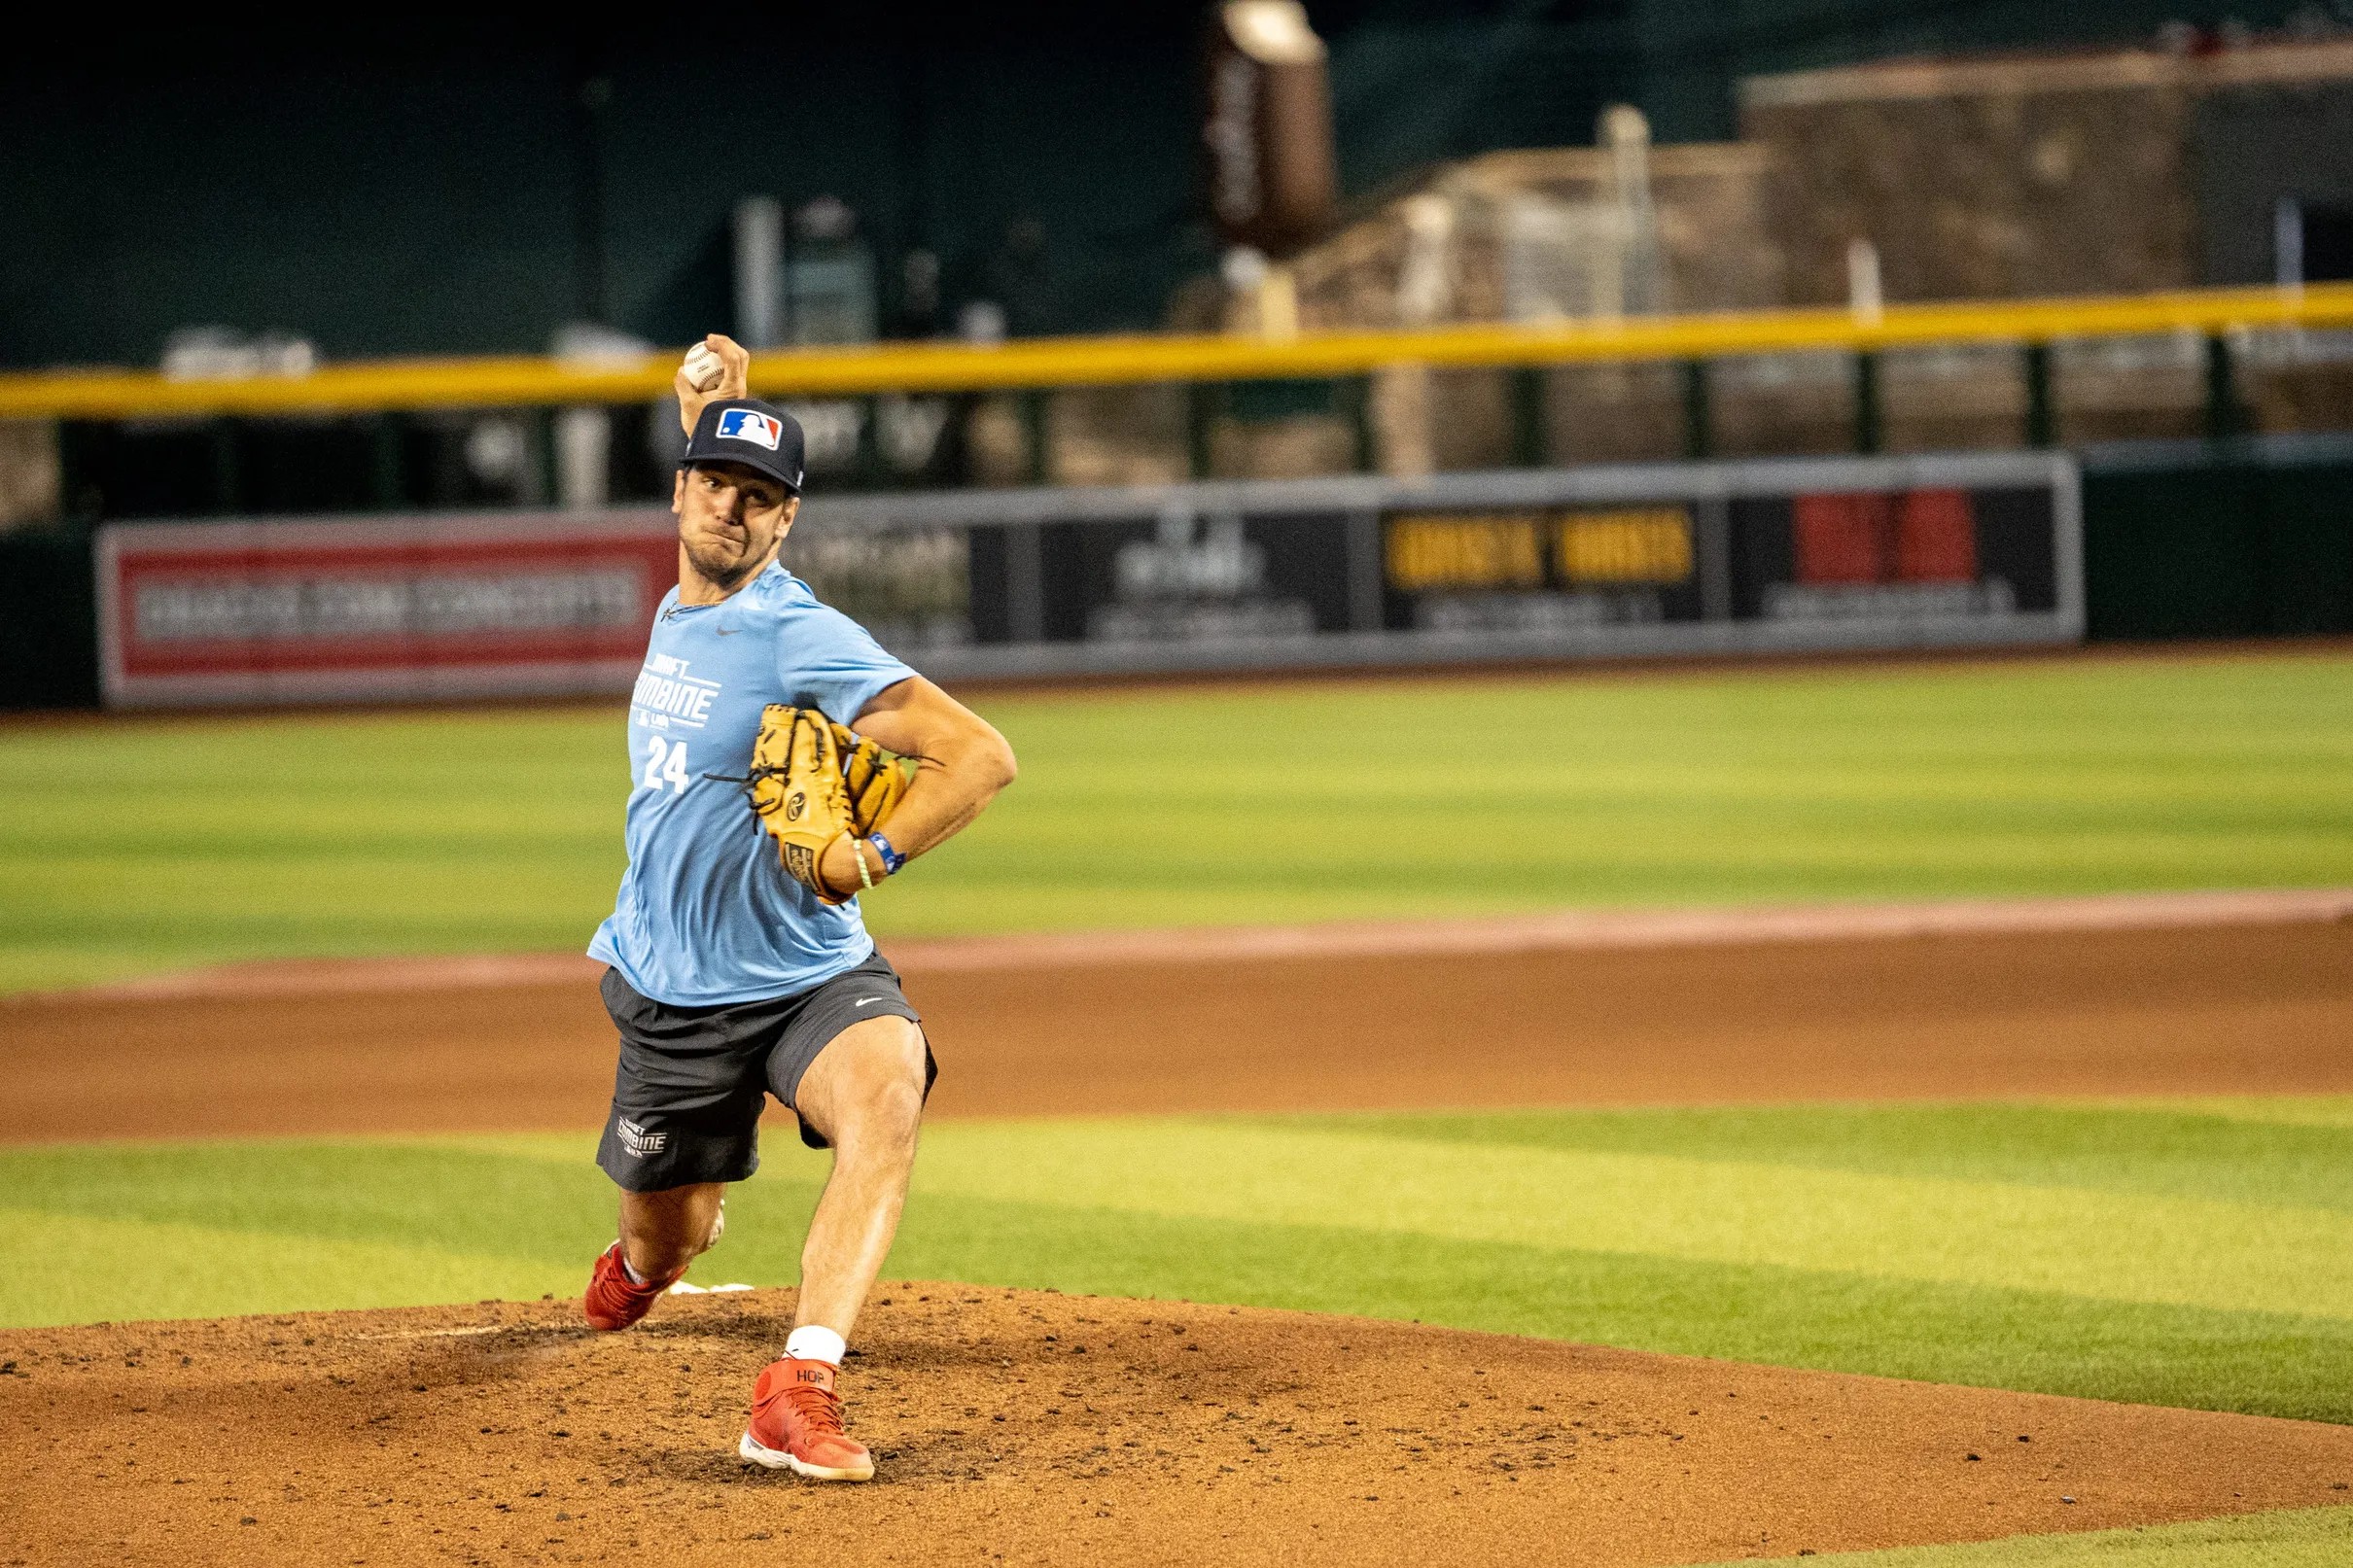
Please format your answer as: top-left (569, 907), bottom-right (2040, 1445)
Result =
top-left (1853, 350), bottom-right (1883, 455)
top-left (1679, 359), bottom-right (1711, 461)
top-left (2022, 341), bottom-right (2055, 448)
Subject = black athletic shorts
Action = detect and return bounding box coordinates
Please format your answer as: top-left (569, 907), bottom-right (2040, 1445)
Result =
top-left (594, 951), bottom-right (933, 1193)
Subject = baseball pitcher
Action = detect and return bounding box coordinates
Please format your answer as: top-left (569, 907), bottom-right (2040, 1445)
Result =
top-left (579, 333), bottom-right (1017, 1482)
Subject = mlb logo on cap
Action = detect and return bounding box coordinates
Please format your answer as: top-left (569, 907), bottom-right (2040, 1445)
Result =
top-left (684, 397), bottom-right (804, 491)
top-left (716, 408), bottom-right (783, 449)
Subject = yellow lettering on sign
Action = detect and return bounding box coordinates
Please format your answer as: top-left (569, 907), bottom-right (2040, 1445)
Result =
top-left (1385, 514), bottom-right (1546, 591)
top-left (1555, 509), bottom-right (1694, 584)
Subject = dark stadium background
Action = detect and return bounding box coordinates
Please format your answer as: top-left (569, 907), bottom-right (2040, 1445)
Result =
top-left (4, 2), bottom-right (2331, 366)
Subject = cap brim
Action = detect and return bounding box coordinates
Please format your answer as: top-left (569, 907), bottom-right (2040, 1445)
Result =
top-left (681, 451), bottom-right (802, 492)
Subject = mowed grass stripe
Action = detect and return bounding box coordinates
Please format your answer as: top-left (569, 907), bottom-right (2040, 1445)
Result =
top-left (78, 1107), bottom-right (2341, 1321)
top-left (3, 1149), bottom-right (2350, 1422)
top-left (877, 1191), bottom-right (2353, 1423)
top-left (0, 1140), bottom-right (617, 1261)
top-left (3, 1099), bottom-right (2349, 1421)
top-left (0, 1207), bottom-right (579, 1326)
top-left (2104, 1098), bottom-right (2353, 1132)
top-left (7, 1156), bottom-right (2351, 1422)
top-left (6, 652), bottom-right (2352, 991)
top-left (908, 1121), bottom-right (2353, 1319)
top-left (1291, 1105), bottom-right (2353, 1211)
top-left (1699, 1506), bottom-right (2353, 1567)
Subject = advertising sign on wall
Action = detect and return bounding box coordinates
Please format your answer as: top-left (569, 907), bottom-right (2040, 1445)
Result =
top-left (811, 448), bottom-right (2081, 679)
top-left (96, 451), bottom-right (2079, 707)
top-left (96, 512), bottom-right (676, 708)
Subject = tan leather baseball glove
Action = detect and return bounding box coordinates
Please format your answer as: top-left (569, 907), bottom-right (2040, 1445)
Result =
top-left (745, 705), bottom-right (907, 903)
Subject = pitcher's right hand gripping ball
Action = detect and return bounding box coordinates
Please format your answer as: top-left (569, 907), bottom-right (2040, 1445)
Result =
top-left (682, 341), bottom-right (726, 392)
top-left (675, 333), bottom-right (751, 436)
top-left (745, 705), bottom-right (907, 903)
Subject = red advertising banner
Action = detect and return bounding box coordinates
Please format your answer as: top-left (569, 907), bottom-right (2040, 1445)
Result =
top-left (96, 510), bottom-right (677, 708)
top-left (1790, 489), bottom-right (1979, 586)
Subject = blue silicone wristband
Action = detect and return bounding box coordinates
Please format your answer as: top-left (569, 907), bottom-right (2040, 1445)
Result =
top-left (867, 831), bottom-right (907, 875)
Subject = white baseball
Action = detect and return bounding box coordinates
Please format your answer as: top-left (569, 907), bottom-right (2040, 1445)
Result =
top-left (683, 343), bottom-right (725, 392)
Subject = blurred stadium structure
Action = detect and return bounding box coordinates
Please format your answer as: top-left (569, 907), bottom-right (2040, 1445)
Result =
top-left (2, 6), bottom-right (2351, 704)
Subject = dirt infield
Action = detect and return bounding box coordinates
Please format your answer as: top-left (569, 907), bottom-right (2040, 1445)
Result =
top-left (8, 1286), bottom-right (2350, 1568)
top-left (5, 893), bottom-right (2349, 1141)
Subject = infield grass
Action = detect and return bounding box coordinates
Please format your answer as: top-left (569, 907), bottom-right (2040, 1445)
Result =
top-left (1690, 1507), bottom-right (2353, 1566)
top-left (3, 648), bottom-right (2349, 992)
top-left (5, 1097), bottom-right (2348, 1425)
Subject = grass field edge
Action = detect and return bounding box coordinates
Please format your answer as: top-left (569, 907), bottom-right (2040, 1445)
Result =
top-left (1693, 1503), bottom-right (2353, 1566)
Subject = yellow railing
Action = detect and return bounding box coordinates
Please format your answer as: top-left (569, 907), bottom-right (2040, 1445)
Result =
top-left (4, 282), bottom-right (2351, 420)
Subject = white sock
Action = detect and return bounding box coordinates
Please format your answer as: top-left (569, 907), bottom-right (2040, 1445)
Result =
top-left (786, 1324), bottom-right (846, 1366)
top-left (622, 1256), bottom-right (650, 1286)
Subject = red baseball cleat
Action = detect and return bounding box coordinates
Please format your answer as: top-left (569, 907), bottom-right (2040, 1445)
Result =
top-left (738, 1357), bottom-right (874, 1481)
top-left (581, 1241), bottom-right (674, 1332)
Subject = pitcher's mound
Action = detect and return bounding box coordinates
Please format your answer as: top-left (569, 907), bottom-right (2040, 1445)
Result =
top-left (8, 1285), bottom-right (2349, 1567)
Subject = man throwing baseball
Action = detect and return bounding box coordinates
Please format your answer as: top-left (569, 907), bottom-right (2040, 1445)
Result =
top-left (579, 333), bottom-right (1017, 1483)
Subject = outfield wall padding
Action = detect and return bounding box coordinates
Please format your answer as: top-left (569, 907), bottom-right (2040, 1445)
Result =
top-left (2082, 441), bottom-right (2353, 640)
top-left (3, 442), bottom-right (2346, 709)
top-left (0, 531), bottom-right (98, 710)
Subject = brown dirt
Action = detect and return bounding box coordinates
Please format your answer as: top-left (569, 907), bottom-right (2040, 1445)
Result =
top-left (4, 906), bottom-right (2349, 1142)
top-left (7, 1286), bottom-right (2350, 1568)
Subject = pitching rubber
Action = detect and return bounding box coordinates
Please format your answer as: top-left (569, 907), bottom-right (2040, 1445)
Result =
top-left (738, 1428), bottom-right (876, 1482)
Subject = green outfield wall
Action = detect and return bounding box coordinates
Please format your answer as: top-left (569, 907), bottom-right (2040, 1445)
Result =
top-left (0, 531), bottom-right (97, 711)
top-left (2083, 440), bottom-right (2353, 640)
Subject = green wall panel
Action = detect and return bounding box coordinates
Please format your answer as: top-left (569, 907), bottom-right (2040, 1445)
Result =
top-left (2084, 455), bottom-right (2353, 641)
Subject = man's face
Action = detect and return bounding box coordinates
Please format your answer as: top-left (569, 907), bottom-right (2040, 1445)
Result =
top-left (673, 461), bottom-right (797, 590)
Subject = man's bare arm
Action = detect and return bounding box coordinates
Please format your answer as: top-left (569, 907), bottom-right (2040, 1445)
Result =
top-left (816, 677), bottom-right (1016, 893)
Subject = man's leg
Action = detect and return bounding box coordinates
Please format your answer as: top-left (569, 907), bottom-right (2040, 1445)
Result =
top-left (787, 1014), bottom-right (930, 1338)
top-left (738, 1013), bottom-right (927, 1482)
top-left (619, 1181), bottom-right (726, 1283)
top-left (584, 1182), bottom-right (729, 1332)
top-left (588, 965), bottom-right (769, 1331)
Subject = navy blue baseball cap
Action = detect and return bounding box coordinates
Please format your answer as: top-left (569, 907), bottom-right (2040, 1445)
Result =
top-left (682, 398), bottom-right (805, 493)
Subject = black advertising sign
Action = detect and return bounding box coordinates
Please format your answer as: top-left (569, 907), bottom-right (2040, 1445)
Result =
top-left (1036, 510), bottom-right (1355, 644)
top-left (1723, 485), bottom-right (2060, 621)
top-left (808, 450), bottom-right (2079, 679)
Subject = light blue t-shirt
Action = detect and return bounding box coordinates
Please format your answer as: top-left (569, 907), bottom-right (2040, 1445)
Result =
top-left (587, 561), bottom-right (916, 1006)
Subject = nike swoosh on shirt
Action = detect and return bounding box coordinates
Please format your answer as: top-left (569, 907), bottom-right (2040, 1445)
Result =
top-left (853, 996), bottom-right (886, 1007)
